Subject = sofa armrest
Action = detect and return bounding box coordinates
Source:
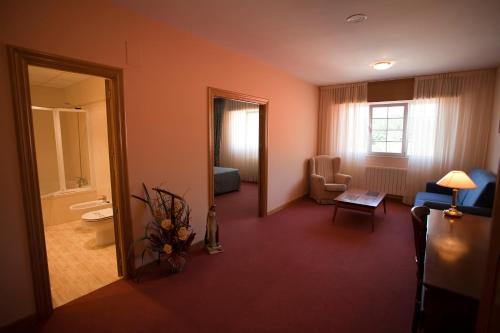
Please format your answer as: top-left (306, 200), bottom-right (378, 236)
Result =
top-left (335, 173), bottom-right (352, 186)
top-left (422, 201), bottom-right (492, 217)
top-left (311, 174), bottom-right (326, 186)
top-left (425, 182), bottom-right (453, 195)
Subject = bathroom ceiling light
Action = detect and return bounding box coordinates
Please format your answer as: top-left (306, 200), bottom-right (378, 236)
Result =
top-left (371, 61), bottom-right (395, 70)
top-left (346, 14), bottom-right (368, 23)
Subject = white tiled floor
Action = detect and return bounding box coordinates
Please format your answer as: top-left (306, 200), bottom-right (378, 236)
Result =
top-left (44, 220), bottom-right (120, 307)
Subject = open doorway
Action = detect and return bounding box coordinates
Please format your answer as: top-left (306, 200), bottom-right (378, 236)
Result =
top-left (8, 46), bottom-right (133, 318)
top-left (208, 88), bottom-right (268, 218)
top-left (29, 65), bottom-right (119, 307)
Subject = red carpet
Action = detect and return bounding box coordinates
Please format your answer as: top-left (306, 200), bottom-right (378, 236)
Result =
top-left (32, 184), bottom-right (415, 333)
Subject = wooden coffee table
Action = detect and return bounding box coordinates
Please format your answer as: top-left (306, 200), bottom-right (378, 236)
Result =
top-left (332, 189), bottom-right (387, 232)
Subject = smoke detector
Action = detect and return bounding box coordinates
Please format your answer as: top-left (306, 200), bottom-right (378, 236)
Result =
top-left (346, 14), bottom-right (368, 23)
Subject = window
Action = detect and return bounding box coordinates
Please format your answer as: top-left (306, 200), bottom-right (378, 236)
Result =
top-left (227, 108), bottom-right (259, 155)
top-left (219, 100), bottom-right (259, 182)
top-left (369, 103), bottom-right (408, 156)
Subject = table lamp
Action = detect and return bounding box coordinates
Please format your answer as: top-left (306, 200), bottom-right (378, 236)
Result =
top-left (436, 170), bottom-right (477, 217)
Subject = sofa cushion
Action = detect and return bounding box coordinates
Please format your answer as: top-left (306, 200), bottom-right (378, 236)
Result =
top-left (415, 192), bottom-right (452, 206)
top-left (458, 169), bottom-right (496, 207)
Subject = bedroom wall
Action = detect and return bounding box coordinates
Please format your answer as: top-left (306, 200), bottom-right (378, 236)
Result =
top-left (0, 0), bottom-right (318, 326)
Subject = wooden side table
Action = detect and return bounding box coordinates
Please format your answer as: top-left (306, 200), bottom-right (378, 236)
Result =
top-left (332, 189), bottom-right (387, 232)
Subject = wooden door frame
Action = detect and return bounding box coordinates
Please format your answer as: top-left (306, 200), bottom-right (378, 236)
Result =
top-left (7, 46), bottom-right (134, 319)
top-left (207, 87), bottom-right (268, 217)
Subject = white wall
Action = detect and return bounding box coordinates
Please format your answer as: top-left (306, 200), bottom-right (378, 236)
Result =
top-left (86, 101), bottom-right (112, 200)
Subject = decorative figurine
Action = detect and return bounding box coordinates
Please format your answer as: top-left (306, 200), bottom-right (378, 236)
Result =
top-left (205, 204), bottom-right (223, 254)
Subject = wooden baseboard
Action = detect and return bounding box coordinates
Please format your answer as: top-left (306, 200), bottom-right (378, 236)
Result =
top-left (0, 314), bottom-right (37, 333)
top-left (267, 194), bottom-right (308, 215)
top-left (189, 240), bottom-right (205, 252)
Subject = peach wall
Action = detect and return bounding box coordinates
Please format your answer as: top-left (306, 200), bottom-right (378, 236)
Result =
top-left (486, 66), bottom-right (500, 174)
top-left (0, 0), bottom-right (318, 326)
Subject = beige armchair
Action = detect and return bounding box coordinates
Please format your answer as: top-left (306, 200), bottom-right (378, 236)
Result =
top-left (309, 155), bottom-right (351, 204)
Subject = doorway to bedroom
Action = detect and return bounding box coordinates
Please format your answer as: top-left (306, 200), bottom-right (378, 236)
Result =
top-left (208, 88), bottom-right (268, 222)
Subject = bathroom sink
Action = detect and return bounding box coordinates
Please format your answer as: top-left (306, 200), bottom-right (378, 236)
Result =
top-left (70, 199), bottom-right (111, 211)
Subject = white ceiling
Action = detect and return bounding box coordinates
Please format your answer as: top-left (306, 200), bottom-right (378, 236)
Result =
top-left (115, 0), bottom-right (500, 85)
top-left (28, 66), bottom-right (92, 89)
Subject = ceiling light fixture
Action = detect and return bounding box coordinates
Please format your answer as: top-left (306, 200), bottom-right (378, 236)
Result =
top-left (371, 61), bottom-right (394, 70)
top-left (346, 13), bottom-right (368, 23)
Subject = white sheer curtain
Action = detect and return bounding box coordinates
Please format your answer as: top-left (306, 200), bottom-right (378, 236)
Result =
top-left (219, 99), bottom-right (259, 182)
top-left (404, 69), bottom-right (496, 203)
top-left (318, 83), bottom-right (369, 187)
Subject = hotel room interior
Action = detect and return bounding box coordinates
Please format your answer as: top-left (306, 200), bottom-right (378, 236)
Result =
top-left (1, 0), bottom-right (499, 332)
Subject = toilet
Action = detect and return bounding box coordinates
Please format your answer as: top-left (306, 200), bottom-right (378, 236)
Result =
top-left (81, 207), bottom-right (115, 246)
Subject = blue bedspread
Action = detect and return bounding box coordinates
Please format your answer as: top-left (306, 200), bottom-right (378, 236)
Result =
top-left (214, 166), bottom-right (240, 195)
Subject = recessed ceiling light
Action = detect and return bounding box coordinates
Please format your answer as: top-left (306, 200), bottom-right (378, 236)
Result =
top-left (371, 61), bottom-right (394, 70)
top-left (346, 14), bottom-right (368, 23)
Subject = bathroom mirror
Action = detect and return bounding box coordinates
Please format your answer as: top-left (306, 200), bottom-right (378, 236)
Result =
top-left (32, 109), bottom-right (60, 195)
top-left (60, 111), bottom-right (91, 189)
top-left (32, 107), bottom-right (92, 195)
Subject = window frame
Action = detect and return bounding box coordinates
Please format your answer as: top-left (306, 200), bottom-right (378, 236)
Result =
top-left (368, 102), bottom-right (408, 157)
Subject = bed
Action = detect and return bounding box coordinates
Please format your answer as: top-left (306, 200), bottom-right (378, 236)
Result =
top-left (214, 166), bottom-right (240, 195)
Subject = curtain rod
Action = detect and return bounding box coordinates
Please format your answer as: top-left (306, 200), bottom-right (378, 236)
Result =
top-left (319, 67), bottom-right (496, 89)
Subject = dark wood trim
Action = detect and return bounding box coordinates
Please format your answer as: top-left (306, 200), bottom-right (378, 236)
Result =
top-left (7, 46), bottom-right (53, 318)
top-left (6, 45), bottom-right (134, 319)
top-left (0, 314), bottom-right (37, 333)
top-left (258, 104), bottom-right (268, 216)
top-left (207, 87), bottom-right (268, 217)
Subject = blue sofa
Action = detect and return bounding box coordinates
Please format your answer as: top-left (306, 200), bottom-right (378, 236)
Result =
top-left (414, 168), bottom-right (496, 217)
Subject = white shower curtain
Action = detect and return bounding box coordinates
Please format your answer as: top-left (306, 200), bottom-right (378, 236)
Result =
top-left (219, 99), bottom-right (259, 182)
top-left (403, 69), bottom-right (496, 203)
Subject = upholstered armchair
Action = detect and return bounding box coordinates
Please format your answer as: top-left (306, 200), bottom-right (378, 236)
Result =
top-left (309, 155), bottom-right (351, 204)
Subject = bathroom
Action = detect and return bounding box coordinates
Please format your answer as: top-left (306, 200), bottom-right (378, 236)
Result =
top-left (28, 65), bottom-right (119, 307)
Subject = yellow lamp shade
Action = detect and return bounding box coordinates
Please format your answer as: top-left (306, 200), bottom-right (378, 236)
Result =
top-left (437, 170), bottom-right (477, 189)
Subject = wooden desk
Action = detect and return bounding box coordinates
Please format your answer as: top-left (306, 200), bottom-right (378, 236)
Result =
top-left (423, 209), bottom-right (491, 332)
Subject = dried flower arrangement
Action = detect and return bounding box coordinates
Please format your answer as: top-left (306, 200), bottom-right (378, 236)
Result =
top-left (132, 183), bottom-right (196, 274)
